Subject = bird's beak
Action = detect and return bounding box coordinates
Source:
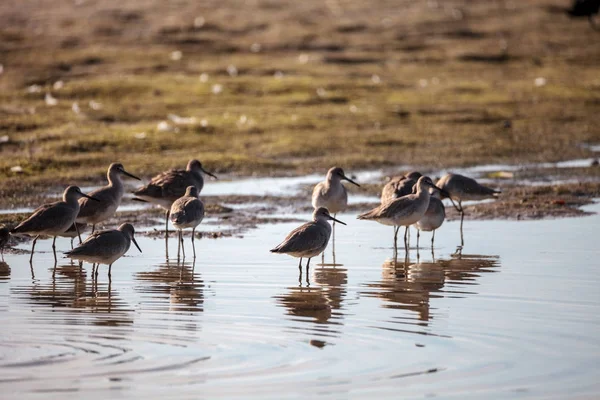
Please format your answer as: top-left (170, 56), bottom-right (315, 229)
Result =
top-left (82, 193), bottom-right (101, 202)
top-left (328, 215), bottom-right (347, 225)
top-left (132, 237), bottom-right (142, 253)
top-left (342, 175), bottom-right (360, 187)
top-left (122, 169), bottom-right (142, 181)
top-left (201, 167), bottom-right (218, 180)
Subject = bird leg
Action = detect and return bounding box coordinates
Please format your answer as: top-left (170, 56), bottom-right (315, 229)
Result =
top-left (177, 230), bottom-right (181, 261)
top-left (108, 264), bottom-right (112, 280)
top-left (393, 226), bottom-right (399, 250)
top-left (417, 230), bottom-right (420, 248)
top-left (306, 261), bottom-right (310, 287)
top-left (30, 235), bottom-right (39, 264)
top-left (298, 257), bottom-right (303, 272)
top-left (165, 210), bottom-right (170, 240)
top-left (192, 227), bottom-right (196, 259)
top-left (403, 226), bottom-right (409, 251)
top-left (460, 214), bottom-right (465, 247)
top-left (75, 223), bottom-right (82, 244)
top-left (431, 230), bottom-right (435, 247)
top-left (52, 236), bottom-right (57, 264)
top-left (180, 230), bottom-right (186, 259)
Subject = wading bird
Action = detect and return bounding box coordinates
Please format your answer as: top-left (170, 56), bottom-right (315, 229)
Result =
top-left (170, 186), bottom-right (205, 260)
top-left (65, 223), bottom-right (141, 279)
top-left (271, 208), bottom-right (346, 277)
top-left (77, 163), bottom-right (141, 237)
top-left (133, 159), bottom-right (216, 239)
top-left (11, 186), bottom-right (98, 263)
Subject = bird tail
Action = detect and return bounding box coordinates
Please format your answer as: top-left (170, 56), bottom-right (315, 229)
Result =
top-left (270, 243), bottom-right (284, 253)
top-left (357, 209), bottom-right (378, 220)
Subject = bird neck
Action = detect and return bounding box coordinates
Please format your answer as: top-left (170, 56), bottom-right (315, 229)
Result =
top-left (326, 174), bottom-right (342, 186)
top-left (107, 170), bottom-right (123, 188)
top-left (415, 184), bottom-right (429, 198)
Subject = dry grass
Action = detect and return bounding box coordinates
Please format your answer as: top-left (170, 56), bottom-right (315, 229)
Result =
top-left (0, 0), bottom-right (599, 203)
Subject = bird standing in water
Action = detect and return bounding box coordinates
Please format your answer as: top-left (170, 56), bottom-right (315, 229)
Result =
top-left (11, 186), bottom-right (99, 263)
top-left (271, 208), bottom-right (346, 280)
top-left (65, 223), bottom-right (142, 279)
top-left (170, 186), bottom-right (205, 260)
top-left (358, 176), bottom-right (445, 252)
top-left (133, 159), bottom-right (216, 239)
top-left (77, 162), bottom-right (141, 237)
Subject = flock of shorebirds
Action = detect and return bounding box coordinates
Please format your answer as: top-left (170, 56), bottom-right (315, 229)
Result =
top-left (271, 167), bottom-right (499, 272)
top-left (0, 160), bottom-right (500, 280)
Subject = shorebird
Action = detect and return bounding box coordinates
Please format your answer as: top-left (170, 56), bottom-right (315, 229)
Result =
top-left (133, 159), bottom-right (216, 238)
top-left (0, 226), bottom-right (9, 261)
top-left (380, 171), bottom-right (422, 203)
top-left (65, 223), bottom-right (141, 278)
top-left (271, 207), bottom-right (345, 273)
top-left (11, 186), bottom-right (99, 263)
top-left (312, 167), bottom-right (360, 217)
top-left (414, 189), bottom-right (445, 248)
top-left (170, 186), bottom-right (205, 260)
top-left (436, 173), bottom-right (500, 217)
top-left (77, 163), bottom-right (140, 236)
top-left (436, 173), bottom-right (500, 246)
top-left (358, 176), bottom-right (444, 251)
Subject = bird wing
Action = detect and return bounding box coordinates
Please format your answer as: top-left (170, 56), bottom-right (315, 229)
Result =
top-left (135, 170), bottom-right (200, 202)
top-left (13, 202), bottom-right (73, 233)
top-left (358, 194), bottom-right (418, 220)
top-left (271, 222), bottom-right (329, 254)
top-left (458, 176), bottom-right (499, 196)
top-left (68, 230), bottom-right (127, 257)
top-left (77, 186), bottom-right (117, 218)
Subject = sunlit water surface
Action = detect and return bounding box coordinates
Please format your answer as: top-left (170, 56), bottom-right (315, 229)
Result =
top-left (1, 203), bottom-right (599, 399)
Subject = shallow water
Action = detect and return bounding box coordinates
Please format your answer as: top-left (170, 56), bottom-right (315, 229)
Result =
top-left (1, 203), bottom-right (600, 399)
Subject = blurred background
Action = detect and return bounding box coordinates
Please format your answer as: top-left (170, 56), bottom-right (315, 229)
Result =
top-left (0, 0), bottom-right (598, 187)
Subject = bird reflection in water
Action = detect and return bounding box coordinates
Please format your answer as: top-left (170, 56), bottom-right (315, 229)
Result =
top-left (275, 264), bottom-right (348, 348)
top-left (0, 261), bottom-right (10, 281)
top-left (134, 260), bottom-right (205, 313)
top-left (11, 263), bottom-right (133, 326)
top-left (361, 252), bottom-right (500, 325)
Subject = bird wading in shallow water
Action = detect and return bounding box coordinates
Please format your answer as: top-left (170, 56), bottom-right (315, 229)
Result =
top-left (358, 176), bottom-right (446, 253)
top-left (436, 173), bottom-right (500, 245)
top-left (65, 223), bottom-right (142, 279)
top-left (271, 208), bottom-right (346, 281)
top-left (170, 186), bottom-right (205, 260)
top-left (11, 186), bottom-right (99, 264)
top-left (133, 159), bottom-right (216, 240)
top-left (414, 189), bottom-right (446, 249)
top-left (77, 163), bottom-right (141, 238)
